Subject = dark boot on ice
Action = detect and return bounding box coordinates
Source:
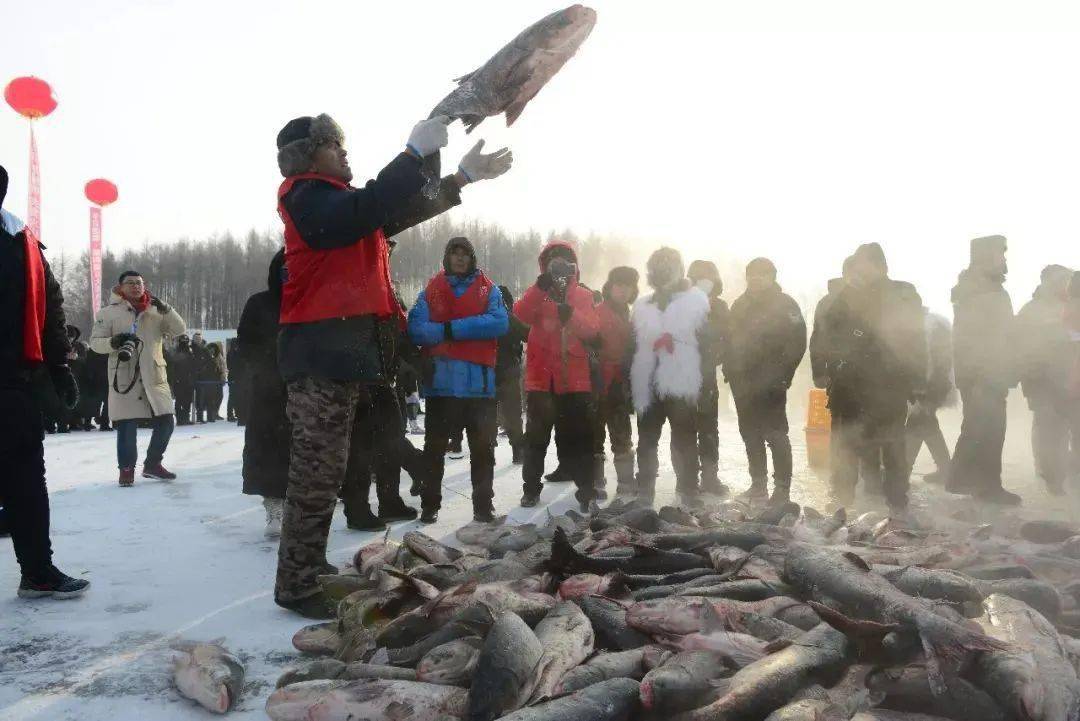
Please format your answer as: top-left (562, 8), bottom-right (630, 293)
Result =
top-left (347, 507), bottom-right (387, 531)
top-left (545, 465), bottom-right (571, 483)
top-left (420, 507), bottom-right (439, 524)
top-left (275, 592), bottom-right (335, 620)
top-left (119, 468), bottom-right (135, 487)
top-left (768, 484), bottom-right (791, 506)
top-left (378, 498), bottom-right (418, 524)
top-left (975, 485), bottom-right (1022, 506)
top-left (511, 444), bottom-right (524, 465)
top-left (740, 478), bottom-right (769, 500)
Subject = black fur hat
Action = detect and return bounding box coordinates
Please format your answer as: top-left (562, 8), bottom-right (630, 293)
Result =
top-left (276, 114), bottom-right (345, 177)
top-left (602, 266), bottom-right (640, 302)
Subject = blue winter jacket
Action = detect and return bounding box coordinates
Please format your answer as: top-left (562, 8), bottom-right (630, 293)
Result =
top-left (408, 272), bottom-right (509, 398)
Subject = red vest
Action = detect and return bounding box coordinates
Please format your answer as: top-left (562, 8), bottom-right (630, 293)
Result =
top-left (424, 271), bottom-right (498, 367)
top-left (277, 173), bottom-right (404, 327)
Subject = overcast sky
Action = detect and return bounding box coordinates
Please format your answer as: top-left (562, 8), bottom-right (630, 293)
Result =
top-left (4, 0), bottom-right (1080, 312)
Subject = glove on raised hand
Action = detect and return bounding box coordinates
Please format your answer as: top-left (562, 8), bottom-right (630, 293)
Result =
top-left (457, 139), bottom-right (513, 183)
top-left (406, 116), bottom-right (450, 158)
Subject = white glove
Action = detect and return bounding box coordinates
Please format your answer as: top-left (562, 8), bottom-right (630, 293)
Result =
top-left (457, 139), bottom-right (513, 183)
top-left (406, 116), bottom-right (450, 158)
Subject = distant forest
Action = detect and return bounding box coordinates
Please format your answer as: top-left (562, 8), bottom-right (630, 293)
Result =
top-left (48, 215), bottom-right (664, 336)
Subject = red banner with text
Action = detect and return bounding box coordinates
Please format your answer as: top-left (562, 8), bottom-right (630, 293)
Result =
top-left (90, 206), bottom-right (102, 316)
top-left (27, 125), bottom-right (41, 243)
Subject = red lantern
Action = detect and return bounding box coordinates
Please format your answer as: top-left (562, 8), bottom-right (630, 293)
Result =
top-left (85, 179), bottom-right (118, 207)
top-left (4, 77), bottom-right (57, 119)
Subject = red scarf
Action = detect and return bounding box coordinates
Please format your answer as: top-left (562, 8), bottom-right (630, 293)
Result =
top-left (22, 229), bottom-right (45, 363)
top-left (114, 286), bottom-right (152, 315)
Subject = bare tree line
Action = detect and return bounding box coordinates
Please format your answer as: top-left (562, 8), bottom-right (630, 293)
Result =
top-left (47, 218), bottom-right (648, 337)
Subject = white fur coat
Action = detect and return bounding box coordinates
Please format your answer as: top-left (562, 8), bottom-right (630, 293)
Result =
top-left (630, 286), bottom-right (711, 414)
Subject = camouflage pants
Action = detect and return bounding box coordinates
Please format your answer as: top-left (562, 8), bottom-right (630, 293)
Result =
top-left (275, 376), bottom-right (362, 603)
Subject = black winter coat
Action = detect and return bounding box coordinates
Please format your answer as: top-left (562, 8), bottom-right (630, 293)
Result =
top-left (277, 153), bottom-right (463, 383)
top-left (238, 286), bottom-right (290, 498)
top-left (724, 285), bottom-right (807, 398)
top-left (951, 269), bottom-right (1016, 391)
top-left (0, 220), bottom-right (70, 388)
top-left (167, 346), bottom-right (197, 390)
top-left (820, 277), bottom-right (928, 415)
top-left (1015, 284), bottom-right (1072, 402)
top-left (809, 277), bottom-right (844, 388)
top-left (698, 291), bottom-right (730, 375)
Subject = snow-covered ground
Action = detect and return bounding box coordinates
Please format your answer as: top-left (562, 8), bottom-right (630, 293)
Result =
top-left (1, 398), bottom-right (1076, 720)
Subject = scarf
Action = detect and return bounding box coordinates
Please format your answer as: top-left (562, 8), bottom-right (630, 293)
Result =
top-left (22, 229), bottom-right (45, 363)
top-left (114, 286), bottom-right (152, 315)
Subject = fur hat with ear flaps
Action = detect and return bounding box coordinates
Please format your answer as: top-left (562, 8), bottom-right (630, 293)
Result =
top-left (276, 114), bottom-right (345, 177)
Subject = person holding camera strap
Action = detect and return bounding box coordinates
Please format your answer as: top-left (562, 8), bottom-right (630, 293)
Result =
top-left (90, 270), bottom-right (187, 487)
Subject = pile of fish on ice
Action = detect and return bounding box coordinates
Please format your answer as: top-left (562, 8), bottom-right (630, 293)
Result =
top-left (254, 497), bottom-right (1080, 721)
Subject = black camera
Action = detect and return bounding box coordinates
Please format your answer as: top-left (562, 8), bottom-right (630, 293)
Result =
top-left (117, 338), bottom-right (138, 362)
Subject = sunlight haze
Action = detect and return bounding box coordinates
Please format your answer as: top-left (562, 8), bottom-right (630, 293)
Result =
top-left (4, 0), bottom-right (1080, 312)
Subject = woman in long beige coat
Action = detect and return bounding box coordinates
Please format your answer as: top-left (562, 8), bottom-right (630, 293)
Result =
top-left (90, 271), bottom-right (186, 486)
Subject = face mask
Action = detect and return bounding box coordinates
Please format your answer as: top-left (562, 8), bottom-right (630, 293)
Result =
top-left (695, 279), bottom-right (714, 296)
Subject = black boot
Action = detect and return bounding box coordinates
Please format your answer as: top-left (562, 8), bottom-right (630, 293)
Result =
top-left (740, 478), bottom-right (769, 499)
top-left (768, 484), bottom-right (791, 506)
top-left (511, 445), bottom-right (524, 465)
top-left (378, 498), bottom-right (418, 523)
top-left (520, 492), bottom-right (541, 508)
top-left (473, 507), bottom-right (496, 523)
top-left (545, 465), bottom-right (571, 483)
top-left (420, 507), bottom-right (439, 524)
top-left (274, 592), bottom-right (335, 620)
top-left (346, 506), bottom-right (387, 531)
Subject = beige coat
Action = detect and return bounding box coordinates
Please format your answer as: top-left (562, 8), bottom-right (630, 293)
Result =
top-left (89, 291), bottom-right (187, 421)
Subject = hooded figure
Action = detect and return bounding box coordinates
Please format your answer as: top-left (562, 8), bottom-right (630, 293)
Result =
top-left (514, 239), bottom-right (601, 510)
top-left (724, 257), bottom-right (807, 503)
top-left (1015, 263), bottom-right (1075, 494)
top-left (0, 163), bottom-right (90, 598)
top-left (687, 259), bottom-right (730, 496)
top-left (238, 249), bottom-right (292, 533)
top-left (819, 242), bottom-right (927, 512)
top-left (408, 236), bottom-right (508, 523)
top-left (948, 234), bottom-right (1021, 505)
top-left (630, 247), bottom-right (712, 504)
top-left (594, 265), bottom-right (639, 495)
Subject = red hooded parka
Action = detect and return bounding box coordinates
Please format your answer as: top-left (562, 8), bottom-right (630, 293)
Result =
top-left (514, 240), bottom-right (600, 394)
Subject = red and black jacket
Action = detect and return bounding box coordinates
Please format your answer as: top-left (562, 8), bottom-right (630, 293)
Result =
top-left (275, 153), bottom-right (461, 382)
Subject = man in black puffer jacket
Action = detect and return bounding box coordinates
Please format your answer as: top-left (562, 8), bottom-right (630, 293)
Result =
top-left (820, 243), bottom-right (927, 514)
top-left (724, 258), bottom-right (807, 504)
top-left (0, 164), bottom-right (89, 599)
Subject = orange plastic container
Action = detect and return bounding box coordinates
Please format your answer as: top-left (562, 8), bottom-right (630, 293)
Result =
top-left (805, 388), bottom-right (831, 469)
top-left (805, 388), bottom-right (831, 432)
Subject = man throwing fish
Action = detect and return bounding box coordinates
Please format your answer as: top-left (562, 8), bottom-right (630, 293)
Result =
top-left (273, 113), bottom-right (512, 618)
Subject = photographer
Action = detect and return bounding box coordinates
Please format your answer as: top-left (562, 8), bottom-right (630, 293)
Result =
top-left (514, 240), bottom-right (600, 511)
top-left (90, 271), bottom-right (187, 486)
